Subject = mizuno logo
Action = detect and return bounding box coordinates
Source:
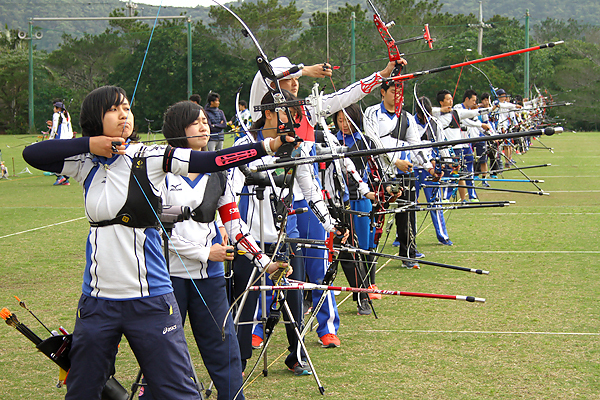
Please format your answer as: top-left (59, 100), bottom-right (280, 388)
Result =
top-left (170, 184), bottom-right (182, 191)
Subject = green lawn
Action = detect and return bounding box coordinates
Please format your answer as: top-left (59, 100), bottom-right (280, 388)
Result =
top-left (0, 132), bottom-right (598, 399)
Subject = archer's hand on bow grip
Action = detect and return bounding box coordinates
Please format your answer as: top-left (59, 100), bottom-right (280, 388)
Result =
top-left (379, 58), bottom-right (407, 78)
top-left (267, 261), bottom-right (292, 282)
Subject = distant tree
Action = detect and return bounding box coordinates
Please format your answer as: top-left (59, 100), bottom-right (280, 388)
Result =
top-left (208, 0), bottom-right (303, 60)
top-left (46, 31), bottom-right (124, 92)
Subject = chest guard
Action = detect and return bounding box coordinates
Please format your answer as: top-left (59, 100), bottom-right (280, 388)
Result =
top-left (446, 110), bottom-right (461, 130)
top-left (191, 171), bottom-right (227, 223)
top-left (89, 156), bottom-right (161, 229)
top-left (387, 110), bottom-right (409, 141)
top-left (421, 119), bottom-right (439, 141)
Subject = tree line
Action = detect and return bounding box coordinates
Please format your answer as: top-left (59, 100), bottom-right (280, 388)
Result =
top-left (1, 0), bottom-right (599, 135)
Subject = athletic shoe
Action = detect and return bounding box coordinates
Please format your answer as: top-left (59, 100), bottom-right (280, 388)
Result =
top-left (402, 261), bottom-right (419, 269)
top-left (439, 239), bottom-right (454, 246)
top-left (251, 334), bottom-right (263, 349)
top-left (414, 251), bottom-right (425, 259)
top-left (303, 299), bottom-right (313, 315)
top-left (368, 284), bottom-right (382, 300)
top-left (53, 177), bottom-right (66, 186)
top-left (357, 298), bottom-right (371, 315)
top-left (61, 180), bottom-right (70, 186)
top-left (470, 198), bottom-right (480, 202)
top-left (288, 361), bottom-right (312, 376)
top-left (490, 174), bottom-right (497, 179)
top-left (391, 240), bottom-right (400, 247)
top-left (482, 182), bottom-right (490, 187)
top-left (318, 333), bottom-right (341, 348)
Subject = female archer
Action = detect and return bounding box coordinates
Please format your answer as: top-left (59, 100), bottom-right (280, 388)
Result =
top-left (22, 85), bottom-right (291, 399)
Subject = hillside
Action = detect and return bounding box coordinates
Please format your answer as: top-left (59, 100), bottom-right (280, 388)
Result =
top-left (1, 0), bottom-right (598, 52)
top-left (0, 0), bottom-right (211, 51)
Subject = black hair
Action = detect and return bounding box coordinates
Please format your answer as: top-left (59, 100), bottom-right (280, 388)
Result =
top-left (332, 103), bottom-right (363, 134)
top-left (162, 101), bottom-right (204, 149)
top-left (513, 95), bottom-right (523, 105)
top-left (189, 94), bottom-right (202, 104)
top-left (481, 92), bottom-right (490, 101)
top-left (462, 89), bottom-right (478, 102)
top-left (249, 89), bottom-right (300, 140)
top-left (416, 96), bottom-right (433, 123)
top-left (436, 89), bottom-right (452, 105)
top-left (380, 81), bottom-right (392, 95)
top-left (206, 92), bottom-right (220, 107)
top-left (239, 100), bottom-right (248, 108)
top-left (79, 85), bottom-right (138, 140)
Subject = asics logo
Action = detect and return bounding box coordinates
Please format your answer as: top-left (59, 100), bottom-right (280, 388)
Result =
top-left (163, 325), bottom-right (177, 334)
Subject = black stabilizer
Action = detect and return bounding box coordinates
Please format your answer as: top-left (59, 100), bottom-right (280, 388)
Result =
top-left (466, 296), bottom-right (475, 302)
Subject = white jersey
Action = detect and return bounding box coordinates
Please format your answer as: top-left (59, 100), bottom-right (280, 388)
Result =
top-left (455, 103), bottom-right (484, 139)
top-left (50, 111), bottom-right (73, 140)
top-left (61, 143), bottom-right (193, 300)
top-left (163, 172), bottom-right (270, 280)
top-left (231, 134), bottom-right (337, 243)
top-left (496, 101), bottom-right (519, 132)
top-left (363, 103), bottom-right (420, 169)
top-left (432, 106), bottom-right (480, 148)
top-left (249, 56), bottom-right (383, 124)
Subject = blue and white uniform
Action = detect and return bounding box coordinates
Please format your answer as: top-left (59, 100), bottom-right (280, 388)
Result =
top-left (22, 137), bottom-right (270, 399)
top-left (230, 131), bottom-right (337, 369)
top-left (412, 115), bottom-right (451, 244)
top-left (162, 170), bottom-right (273, 400)
top-left (364, 103), bottom-right (419, 258)
top-left (249, 57), bottom-right (385, 341)
top-left (433, 106), bottom-right (481, 200)
top-left (50, 110), bottom-right (73, 140)
top-left (454, 103), bottom-right (479, 200)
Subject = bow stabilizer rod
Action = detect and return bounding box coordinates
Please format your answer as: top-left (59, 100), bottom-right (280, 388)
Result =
top-left (388, 41), bottom-right (564, 83)
top-left (248, 282), bottom-right (485, 303)
top-left (253, 127), bottom-right (562, 172)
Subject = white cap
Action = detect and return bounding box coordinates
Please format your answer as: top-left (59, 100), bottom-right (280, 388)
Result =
top-left (249, 57), bottom-right (303, 122)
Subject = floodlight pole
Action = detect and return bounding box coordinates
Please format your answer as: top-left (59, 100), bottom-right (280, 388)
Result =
top-left (27, 15), bottom-right (192, 134)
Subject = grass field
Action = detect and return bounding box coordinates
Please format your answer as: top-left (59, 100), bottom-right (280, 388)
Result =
top-left (0, 132), bottom-right (599, 399)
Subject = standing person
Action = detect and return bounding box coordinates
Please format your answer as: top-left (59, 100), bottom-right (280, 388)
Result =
top-left (231, 90), bottom-right (346, 375)
top-left (249, 56), bottom-right (399, 346)
top-left (454, 89), bottom-right (492, 201)
top-left (474, 92), bottom-right (494, 186)
top-left (412, 96), bottom-right (452, 246)
top-left (153, 100), bottom-right (286, 400)
top-left (364, 81), bottom-right (422, 266)
top-left (189, 94), bottom-right (202, 105)
top-left (495, 88), bottom-right (521, 167)
top-left (205, 92), bottom-right (227, 151)
top-left (232, 100), bottom-right (252, 140)
top-left (21, 85), bottom-right (292, 400)
top-left (49, 100), bottom-right (73, 186)
top-left (432, 89), bottom-right (486, 202)
top-left (331, 104), bottom-right (380, 313)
